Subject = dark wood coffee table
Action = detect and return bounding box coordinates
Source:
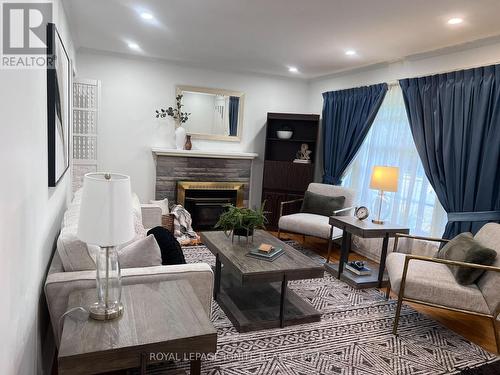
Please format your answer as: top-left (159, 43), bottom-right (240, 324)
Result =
top-left (201, 230), bottom-right (324, 332)
top-left (58, 280), bottom-right (217, 375)
top-left (325, 216), bottom-right (409, 289)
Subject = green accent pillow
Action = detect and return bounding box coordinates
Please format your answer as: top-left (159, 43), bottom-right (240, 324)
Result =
top-left (436, 232), bottom-right (497, 285)
top-left (300, 191), bottom-right (345, 217)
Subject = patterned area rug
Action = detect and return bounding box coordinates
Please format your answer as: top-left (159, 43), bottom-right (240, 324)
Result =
top-left (144, 242), bottom-right (498, 375)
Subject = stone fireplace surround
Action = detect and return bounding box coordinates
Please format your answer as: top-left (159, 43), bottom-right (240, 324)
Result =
top-left (153, 148), bottom-right (258, 210)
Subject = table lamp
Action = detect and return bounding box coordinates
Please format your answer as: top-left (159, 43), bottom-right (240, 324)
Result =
top-left (77, 173), bottom-right (135, 320)
top-left (369, 166), bottom-right (399, 225)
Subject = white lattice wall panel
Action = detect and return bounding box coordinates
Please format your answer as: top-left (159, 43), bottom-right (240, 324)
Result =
top-left (72, 79), bottom-right (100, 192)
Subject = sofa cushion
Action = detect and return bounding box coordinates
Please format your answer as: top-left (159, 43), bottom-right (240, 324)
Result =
top-left (386, 252), bottom-right (490, 315)
top-left (57, 233), bottom-right (97, 272)
top-left (279, 213), bottom-right (343, 239)
top-left (119, 234), bottom-right (162, 268)
top-left (474, 223), bottom-right (500, 315)
top-left (436, 232), bottom-right (497, 285)
top-left (300, 191), bottom-right (345, 217)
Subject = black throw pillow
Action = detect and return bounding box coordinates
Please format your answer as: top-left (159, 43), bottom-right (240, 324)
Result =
top-left (435, 232), bottom-right (497, 285)
top-left (147, 226), bottom-right (186, 265)
top-left (300, 191), bottom-right (345, 217)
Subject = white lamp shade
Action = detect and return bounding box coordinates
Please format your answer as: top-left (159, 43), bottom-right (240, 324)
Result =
top-left (369, 166), bottom-right (399, 192)
top-left (77, 173), bottom-right (135, 247)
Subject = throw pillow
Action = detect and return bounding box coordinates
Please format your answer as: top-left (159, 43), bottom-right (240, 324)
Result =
top-left (436, 232), bottom-right (497, 285)
top-left (131, 193), bottom-right (147, 238)
top-left (57, 232), bottom-right (97, 271)
top-left (119, 234), bottom-right (162, 268)
top-left (300, 191), bottom-right (345, 217)
top-left (150, 198), bottom-right (169, 215)
top-left (147, 226), bottom-right (186, 265)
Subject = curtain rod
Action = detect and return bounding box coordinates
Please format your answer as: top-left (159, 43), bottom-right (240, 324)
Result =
top-left (386, 60), bottom-right (500, 87)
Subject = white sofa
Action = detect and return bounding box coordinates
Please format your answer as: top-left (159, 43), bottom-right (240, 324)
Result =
top-left (44, 191), bottom-right (213, 347)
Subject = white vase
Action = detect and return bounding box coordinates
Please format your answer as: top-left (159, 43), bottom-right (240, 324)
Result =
top-left (156, 118), bottom-right (176, 149)
top-left (175, 125), bottom-right (187, 150)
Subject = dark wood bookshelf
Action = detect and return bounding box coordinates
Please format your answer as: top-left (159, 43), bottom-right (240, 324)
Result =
top-left (261, 112), bottom-right (320, 228)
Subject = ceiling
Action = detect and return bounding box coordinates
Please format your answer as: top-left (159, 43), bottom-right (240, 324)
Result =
top-left (62, 0), bottom-right (500, 79)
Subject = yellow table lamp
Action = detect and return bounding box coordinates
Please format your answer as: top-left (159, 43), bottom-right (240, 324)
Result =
top-left (369, 166), bottom-right (399, 224)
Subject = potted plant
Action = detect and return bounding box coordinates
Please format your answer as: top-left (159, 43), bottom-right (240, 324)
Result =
top-left (214, 204), bottom-right (268, 242)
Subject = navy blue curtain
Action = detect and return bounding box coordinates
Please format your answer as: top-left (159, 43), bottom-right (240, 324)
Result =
top-left (228, 96), bottom-right (239, 136)
top-left (400, 64), bottom-right (500, 238)
top-left (322, 83), bottom-right (388, 184)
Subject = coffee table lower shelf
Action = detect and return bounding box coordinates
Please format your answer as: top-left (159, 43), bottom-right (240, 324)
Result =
top-left (216, 279), bottom-right (321, 332)
top-left (324, 261), bottom-right (389, 289)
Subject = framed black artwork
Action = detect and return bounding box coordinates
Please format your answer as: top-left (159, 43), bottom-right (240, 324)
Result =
top-left (47, 22), bottom-right (71, 187)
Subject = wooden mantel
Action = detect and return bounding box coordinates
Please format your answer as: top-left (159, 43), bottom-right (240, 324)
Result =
top-left (152, 147), bottom-right (258, 160)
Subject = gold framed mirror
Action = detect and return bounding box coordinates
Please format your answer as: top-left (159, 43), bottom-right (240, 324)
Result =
top-left (176, 85), bottom-right (244, 142)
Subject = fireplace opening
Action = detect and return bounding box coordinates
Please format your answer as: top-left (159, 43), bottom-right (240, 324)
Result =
top-left (177, 182), bottom-right (244, 230)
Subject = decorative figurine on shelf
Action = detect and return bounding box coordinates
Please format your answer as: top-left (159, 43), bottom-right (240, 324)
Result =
top-left (293, 143), bottom-right (312, 164)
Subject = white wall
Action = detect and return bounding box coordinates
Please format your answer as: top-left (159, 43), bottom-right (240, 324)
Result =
top-left (75, 50), bottom-right (310, 206)
top-left (0, 1), bottom-right (75, 373)
top-left (307, 39), bottom-right (500, 179)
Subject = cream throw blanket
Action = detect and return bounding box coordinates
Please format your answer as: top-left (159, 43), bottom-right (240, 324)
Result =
top-left (170, 205), bottom-right (200, 245)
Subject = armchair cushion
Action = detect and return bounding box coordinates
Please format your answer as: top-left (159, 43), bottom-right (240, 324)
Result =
top-left (474, 223), bottom-right (500, 315)
top-left (300, 191), bottom-right (345, 217)
top-left (307, 183), bottom-right (356, 215)
top-left (279, 213), bottom-right (343, 240)
top-left (386, 252), bottom-right (490, 315)
top-left (436, 232), bottom-right (497, 285)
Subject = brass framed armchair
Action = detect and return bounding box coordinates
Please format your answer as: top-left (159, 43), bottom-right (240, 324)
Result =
top-left (386, 223), bottom-right (500, 353)
top-left (277, 183), bottom-right (356, 242)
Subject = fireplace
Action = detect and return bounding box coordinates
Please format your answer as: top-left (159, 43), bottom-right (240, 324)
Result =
top-left (177, 181), bottom-right (244, 230)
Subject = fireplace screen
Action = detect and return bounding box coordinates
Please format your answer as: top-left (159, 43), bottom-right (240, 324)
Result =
top-left (177, 182), bottom-right (244, 230)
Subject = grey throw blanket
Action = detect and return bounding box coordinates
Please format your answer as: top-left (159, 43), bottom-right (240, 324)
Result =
top-left (170, 204), bottom-right (199, 245)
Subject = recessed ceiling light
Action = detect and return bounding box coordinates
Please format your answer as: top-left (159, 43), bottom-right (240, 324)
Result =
top-left (447, 17), bottom-right (463, 25)
top-left (288, 66), bottom-right (299, 73)
top-left (128, 42), bottom-right (140, 50)
top-left (345, 50), bottom-right (357, 56)
top-left (140, 12), bottom-right (154, 20)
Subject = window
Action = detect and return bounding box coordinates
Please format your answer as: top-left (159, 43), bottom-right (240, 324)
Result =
top-left (342, 85), bottom-right (447, 237)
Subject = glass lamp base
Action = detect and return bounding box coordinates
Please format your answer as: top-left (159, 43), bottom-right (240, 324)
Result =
top-left (89, 302), bottom-right (124, 321)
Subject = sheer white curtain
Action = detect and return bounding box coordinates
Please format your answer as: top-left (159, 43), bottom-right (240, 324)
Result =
top-left (342, 85), bottom-right (447, 237)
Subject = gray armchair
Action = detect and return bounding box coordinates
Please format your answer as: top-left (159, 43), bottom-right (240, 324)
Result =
top-left (386, 223), bottom-right (500, 353)
top-left (277, 183), bottom-right (356, 241)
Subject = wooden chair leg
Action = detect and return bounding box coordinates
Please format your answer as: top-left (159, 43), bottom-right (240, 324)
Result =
top-left (392, 294), bottom-right (403, 335)
top-left (385, 283), bottom-right (391, 300)
top-left (492, 317), bottom-right (500, 354)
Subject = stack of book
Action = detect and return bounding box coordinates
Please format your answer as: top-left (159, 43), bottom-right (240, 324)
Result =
top-left (345, 262), bottom-right (372, 276)
top-left (246, 243), bottom-right (284, 262)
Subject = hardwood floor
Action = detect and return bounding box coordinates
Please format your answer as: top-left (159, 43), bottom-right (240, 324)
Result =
top-left (271, 231), bottom-right (499, 354)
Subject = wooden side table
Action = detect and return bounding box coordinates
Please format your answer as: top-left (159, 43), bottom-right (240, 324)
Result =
top-left (325, 216), bottom-right (409, 289)
top-left (58, 280), bottom-right (217, 375)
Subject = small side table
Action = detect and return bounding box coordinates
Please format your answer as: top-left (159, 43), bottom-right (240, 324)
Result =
top-left (325, 216), bottom-right (409, 289)
top-left (58, 280), bottom-right (217, 375)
